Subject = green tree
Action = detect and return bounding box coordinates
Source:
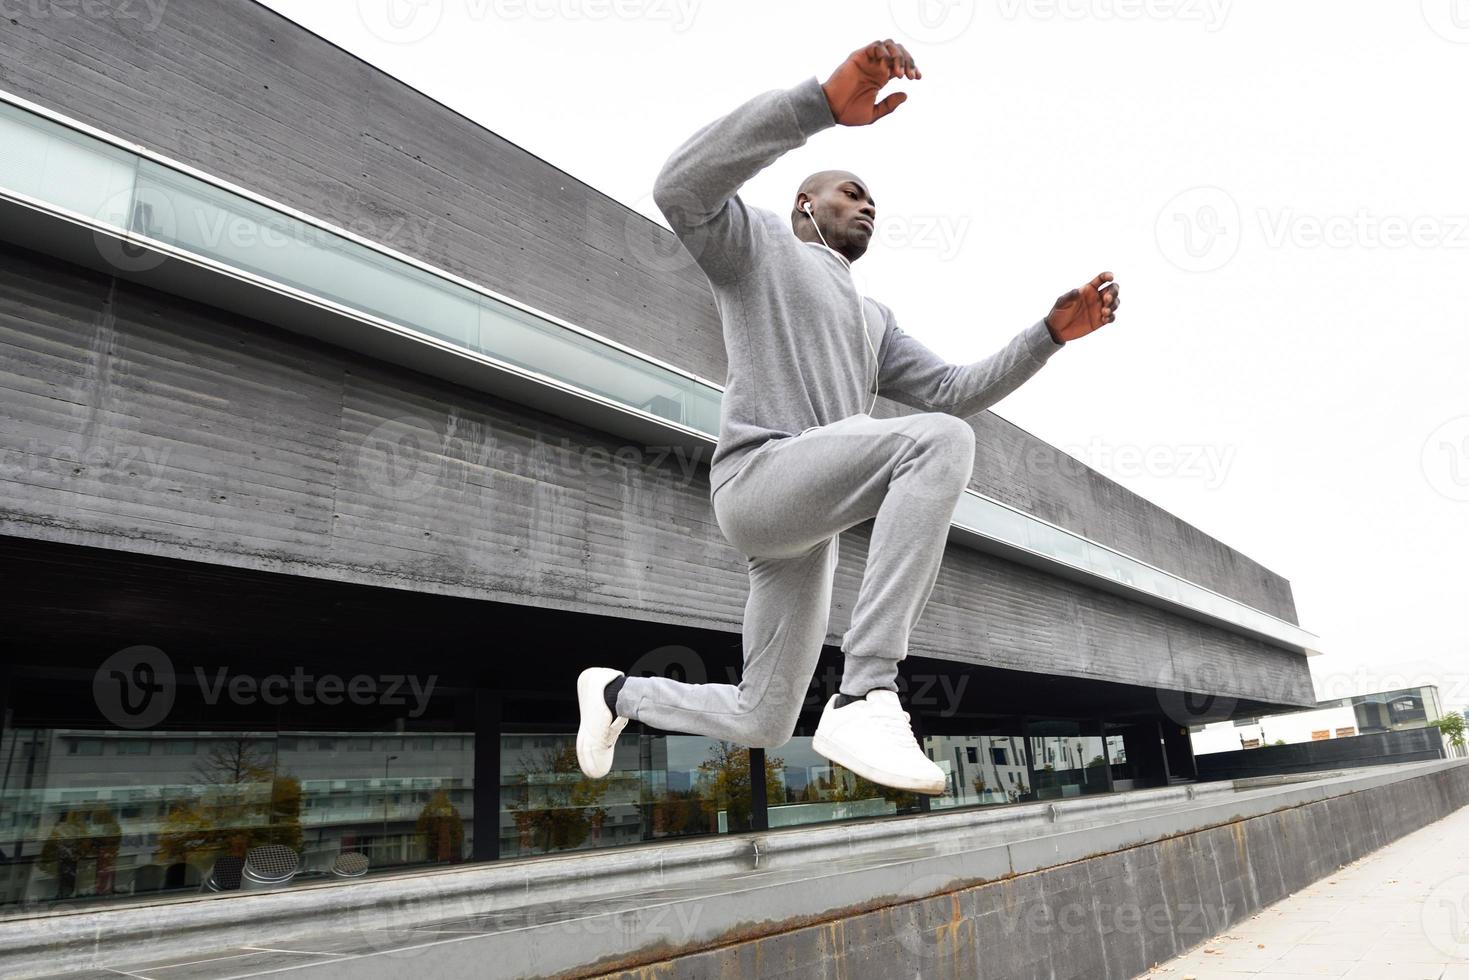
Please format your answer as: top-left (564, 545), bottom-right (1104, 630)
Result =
top-left (156, 738), bottom-right (302, 871)
top-left (415, 789), bottom-right (466, 861)
top-left (1430, 713), bottom-right (1467, 754)
top-left (504, 742), bottom-right (609, 854)
top-left (696, 741), bottom-right (784, 831)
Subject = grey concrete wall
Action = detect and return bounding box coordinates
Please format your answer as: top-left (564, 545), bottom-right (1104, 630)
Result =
top-left (1197, 727), bottom-right (1448, 780)
top-left (0, 244), bottom-right (1314, 707)
top-left (590, 762), bottom-right (1469, 980)
top-left (0, 0), bottom-right (1298, 624)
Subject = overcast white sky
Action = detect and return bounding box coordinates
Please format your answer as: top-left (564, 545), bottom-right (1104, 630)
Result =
top-left (258, 0), bottom-right (1468, 712)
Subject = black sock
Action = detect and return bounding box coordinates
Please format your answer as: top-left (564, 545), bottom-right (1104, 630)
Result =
top-left (833, 690), bottom-right (869, 708)
top-left (603, 675), bottom-right (626, 716)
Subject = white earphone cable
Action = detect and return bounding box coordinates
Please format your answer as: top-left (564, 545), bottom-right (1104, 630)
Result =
top-left (804, 202), bottom-right (879, 416)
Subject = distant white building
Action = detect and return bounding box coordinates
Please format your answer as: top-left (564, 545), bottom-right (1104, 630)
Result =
top-left (1191, 685), bottom-right (1447, 755)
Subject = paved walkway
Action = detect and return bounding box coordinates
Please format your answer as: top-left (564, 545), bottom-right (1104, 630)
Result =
top-left (1141, 802), bottom-right (1469, 979)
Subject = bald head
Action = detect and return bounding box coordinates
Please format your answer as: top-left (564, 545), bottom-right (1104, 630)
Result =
top-left (791, 170), bottom-right (877, 263)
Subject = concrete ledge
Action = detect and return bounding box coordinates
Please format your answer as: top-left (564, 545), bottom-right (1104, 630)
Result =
top-left (6, 760), bottom-right (1467, 979)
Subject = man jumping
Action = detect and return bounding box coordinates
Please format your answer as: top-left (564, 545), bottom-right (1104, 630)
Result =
top-left (577, 39), bottom-right (1120, 795)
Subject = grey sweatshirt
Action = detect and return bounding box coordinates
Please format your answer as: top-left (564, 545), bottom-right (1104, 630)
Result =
top-left (651, 75), bottom-right (1065, 501)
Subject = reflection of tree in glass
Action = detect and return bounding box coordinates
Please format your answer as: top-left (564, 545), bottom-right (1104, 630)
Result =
top-left (695, 741), bottom-right (784, 831)
top-left (157, 738), bottom-right (302, 870)
top-left (415, 789), bottom-right (465, 862)
top-left (805, 766), bottom-right (919, 811)
top-left (39, 806), bottom-right (121, 899)
top-left (504, 742), bottom-right (609, 854)
top-left (649, 786), bottom-right (706, 838)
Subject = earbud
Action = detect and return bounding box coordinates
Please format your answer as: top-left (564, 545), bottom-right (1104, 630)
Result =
top-left (797, 198), bottom-right (878, 415)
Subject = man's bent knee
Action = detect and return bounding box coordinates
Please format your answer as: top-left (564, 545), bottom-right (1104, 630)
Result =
top-left (915, 413), bottom-right (977, 476)
top-left (739, 702), bottom-right (801, 750)
top-left (919, 412), bottom-right (975, 450)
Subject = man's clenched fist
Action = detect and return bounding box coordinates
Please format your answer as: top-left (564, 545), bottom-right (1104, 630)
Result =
top-left (822, 39), bottom-right (921, 127)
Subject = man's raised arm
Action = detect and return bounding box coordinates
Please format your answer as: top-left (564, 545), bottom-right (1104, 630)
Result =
top-left (651, 79), bottom-right (835, 284)
top-left (651, 40), bottom-right (920, 284)
top-left (874, 272), bottom-right (1120, 418)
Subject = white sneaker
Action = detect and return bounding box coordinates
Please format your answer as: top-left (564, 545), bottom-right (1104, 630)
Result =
top-left (576, 667), bottom-right (629, 779)
top-left (811, 689), bottom-right (947, 795)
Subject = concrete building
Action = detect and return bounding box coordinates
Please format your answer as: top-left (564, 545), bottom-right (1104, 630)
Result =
top-left (1191, 685), bottom-right (1455, 756)
top-left (0, 0), bottom-right (1322, 926)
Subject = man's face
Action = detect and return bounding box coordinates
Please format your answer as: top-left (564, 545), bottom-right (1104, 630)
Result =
top-left (807, 176), bottom-right (876, 256)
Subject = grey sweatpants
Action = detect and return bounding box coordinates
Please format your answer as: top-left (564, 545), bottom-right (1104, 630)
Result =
top-left (615, 411), bottom-right (977, 749)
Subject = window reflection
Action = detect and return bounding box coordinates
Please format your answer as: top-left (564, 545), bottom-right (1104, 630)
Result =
top-left (924, 732), bottom-right (1033, 809)
top-left (0, 729), bottom-right (472, 909)
top-left (1028, 720), bottom-right (1110, 799)
top-left (765, 737), bottom-right (923, 826)
top-left (498, 733), bottom-right (773, 857)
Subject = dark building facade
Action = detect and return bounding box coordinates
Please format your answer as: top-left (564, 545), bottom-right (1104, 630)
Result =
top-left (0, 1), bottom-right (1320, 915)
